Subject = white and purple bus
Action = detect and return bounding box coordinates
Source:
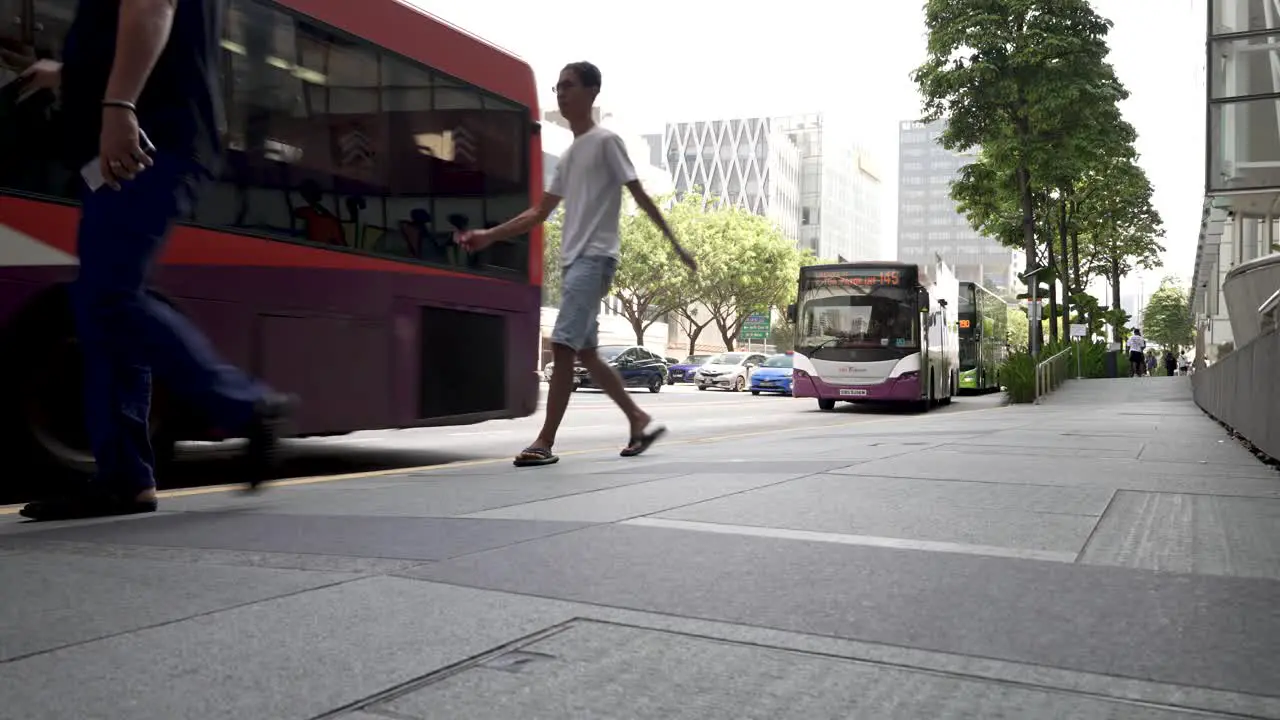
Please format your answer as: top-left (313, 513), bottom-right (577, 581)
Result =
top-left (0, 0), bottom-right (544, 494)
top-left (788, 261), bottom-right (959, 411)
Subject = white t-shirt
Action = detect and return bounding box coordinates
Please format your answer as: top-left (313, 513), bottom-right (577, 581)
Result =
top-left (548, 125), bottom-right (638, 267)
top-left (1126, 335), bottom-right (1146, 353)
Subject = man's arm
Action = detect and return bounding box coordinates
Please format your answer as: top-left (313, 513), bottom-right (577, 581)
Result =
top-left (104, 0), bottom-right (176, 104)
top-left (459, 193), bottom-right (561, 249)
top-left (626, 180), bottom-right (696, 270)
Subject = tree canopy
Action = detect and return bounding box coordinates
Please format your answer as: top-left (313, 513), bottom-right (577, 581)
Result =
top-left (913, 0), bottom-right (1165, 352)
top-left (1142, 278), bottom-right (1195, 353)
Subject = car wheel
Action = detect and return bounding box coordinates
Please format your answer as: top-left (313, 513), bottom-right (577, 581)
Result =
top-left (648, 375), bottom-right (662, 393)
top-left (750, 390), bottom-right (760, 396)
top-left (697, 385), bottom-right (708, 391)
top-left (732, 376), bottom-right (745, 392)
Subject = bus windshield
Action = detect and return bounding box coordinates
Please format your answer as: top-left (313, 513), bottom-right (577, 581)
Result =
top-left (797, 285), bottom-right (918, 353)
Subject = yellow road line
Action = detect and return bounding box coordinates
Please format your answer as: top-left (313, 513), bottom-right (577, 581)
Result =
top-left (0, 403), bottom-right (1006, 514)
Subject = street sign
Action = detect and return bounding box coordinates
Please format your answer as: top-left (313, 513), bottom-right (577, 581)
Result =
top-left (1070, 323), bottom-right (1087, 339)
top-left (739, 311), bottom-right (770, 341)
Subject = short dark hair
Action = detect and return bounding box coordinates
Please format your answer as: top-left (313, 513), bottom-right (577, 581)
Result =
top-left (564, 61), bottom-right (602, 91)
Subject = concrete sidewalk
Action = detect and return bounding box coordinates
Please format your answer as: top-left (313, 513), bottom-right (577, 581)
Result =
top-left (2, 378), bottom-right (1279, 719)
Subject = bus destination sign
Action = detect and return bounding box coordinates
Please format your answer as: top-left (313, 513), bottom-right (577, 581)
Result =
top-left (805, 268), bottom-right (905, 289)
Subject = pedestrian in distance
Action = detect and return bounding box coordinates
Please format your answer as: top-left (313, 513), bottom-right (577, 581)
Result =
top-left (1126, 328), bottom-right (1146, 378)
top-left (17, 0), bottom-right (294, 521)
top-left (457, 61), bottom-right (696, 467)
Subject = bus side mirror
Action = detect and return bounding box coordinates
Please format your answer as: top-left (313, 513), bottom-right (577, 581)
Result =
top-left (786, 303), bottom-right (797, 323)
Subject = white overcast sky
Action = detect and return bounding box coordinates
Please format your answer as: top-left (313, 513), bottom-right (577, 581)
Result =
top-left (411, 0), bottom-right (1206, 291)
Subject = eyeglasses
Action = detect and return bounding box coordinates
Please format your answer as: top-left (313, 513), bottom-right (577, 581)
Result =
top-left (552, 81), bottom-right (578, 94)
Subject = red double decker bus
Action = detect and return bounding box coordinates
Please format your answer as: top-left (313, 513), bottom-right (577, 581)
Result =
top-left (0, 0), bottom-right (543, 490)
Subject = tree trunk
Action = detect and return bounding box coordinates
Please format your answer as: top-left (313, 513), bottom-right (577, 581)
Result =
top-left (719, 322), bottom-right (736, 351)
top-left (686, 325), bottom-right (705, 356)
top-left (1016, 163), bottom-right (1039, 356)
top-left (1046, 227), bottom-right (1059, 345)
top-left (1058, 193), bottom-right (1071, 341)
top-left (1111, 256), bottom-right (1123, 342)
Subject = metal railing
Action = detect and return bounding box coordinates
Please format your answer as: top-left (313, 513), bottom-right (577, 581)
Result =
top-left (1034, 347), bottom-right (1072, 404)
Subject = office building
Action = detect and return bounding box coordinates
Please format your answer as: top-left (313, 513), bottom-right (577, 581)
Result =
top-left (1192, 0), bottom-right (1280, 363)
top-left (897, 119), bottom-right (1022, 294)
top-left (651, 117), bottom-right (802, 242)
top-left (775, 113), bottom-right (884, 261)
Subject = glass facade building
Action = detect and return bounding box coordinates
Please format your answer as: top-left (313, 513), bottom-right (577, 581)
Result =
top-left (648, 114), bottom-right (883, 259)
top-left (653, 117), bottom-right (802, 242)
top-left (1193, 0), bottom-right (1280, 362)
top-left (897, 119), bottom-right (1021, 294)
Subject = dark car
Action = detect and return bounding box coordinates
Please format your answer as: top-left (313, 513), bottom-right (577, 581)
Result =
top-left (666, 354), bottom-right (711, 384)
top-left (575, 345), bottom-right (669, 393)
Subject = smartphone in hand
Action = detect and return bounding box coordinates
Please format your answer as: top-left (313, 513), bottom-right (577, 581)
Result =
top-left (82, 129), bottom-right (156, 192)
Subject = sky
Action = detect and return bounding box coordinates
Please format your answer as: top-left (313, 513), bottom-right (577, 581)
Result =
top-left (411, 0), bottom-right (1207, 295)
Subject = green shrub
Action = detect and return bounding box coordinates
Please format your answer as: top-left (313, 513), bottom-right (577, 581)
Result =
top-left (998, 350), bottom-right (1037, 403)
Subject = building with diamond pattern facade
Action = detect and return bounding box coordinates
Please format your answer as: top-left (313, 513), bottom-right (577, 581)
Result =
top-left (649, 117), bottom-right (802, 243)
top-left (647, 114), bottom-right (883, 262)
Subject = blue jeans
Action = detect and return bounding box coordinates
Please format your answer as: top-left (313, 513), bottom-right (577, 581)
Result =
top-left (74, 151), bottom-right (266, 491)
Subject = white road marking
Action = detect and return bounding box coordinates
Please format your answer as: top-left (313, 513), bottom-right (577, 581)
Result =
top-left (621, 517), bottom-right (1079, 563)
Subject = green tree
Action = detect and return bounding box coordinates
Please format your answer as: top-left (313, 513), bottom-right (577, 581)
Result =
top-left (1080, 160), bottom-right (1165, 340)
top-left (913, 0), bottom-right (1116, 309)
top-left (697, 207), bottom-right (803, 350)
top-left (1142, 278), bottom-right (1194, 353)
top-left (1007, 304), bottom-right (1029, 352)
top-left (611, 193), bottom-right (702, 346)
top-left (540, 212), bottom-right (563, 307)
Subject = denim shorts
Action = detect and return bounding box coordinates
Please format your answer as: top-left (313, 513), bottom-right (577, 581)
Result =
top-left (551, 255), bottom-right (618, 351)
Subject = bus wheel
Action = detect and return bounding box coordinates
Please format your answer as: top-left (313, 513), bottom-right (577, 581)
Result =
top-left (817, 398), bottom-right (836, 411)
top-left (1, 290), bottom-right (177, 496)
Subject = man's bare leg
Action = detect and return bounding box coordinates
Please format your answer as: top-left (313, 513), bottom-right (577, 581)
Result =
top-left (520, 343), bottom-right (578, 459)
top-left (576, 347), bottom-right (652, 439)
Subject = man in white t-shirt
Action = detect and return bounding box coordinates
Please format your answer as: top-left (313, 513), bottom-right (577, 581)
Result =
top-left (458, 61), bottom-right (696, 467)
top-left (1126, 328), bottom-right (1146, 377)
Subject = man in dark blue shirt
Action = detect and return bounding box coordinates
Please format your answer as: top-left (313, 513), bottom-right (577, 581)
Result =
top-left (18, 0), bottom-right (294, 521)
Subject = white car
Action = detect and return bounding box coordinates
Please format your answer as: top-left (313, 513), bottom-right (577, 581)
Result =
top-left (695, 351), bottom-right (769, 392)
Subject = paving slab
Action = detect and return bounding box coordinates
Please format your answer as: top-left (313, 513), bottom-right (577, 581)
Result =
top-left (406, 522), bottom-right (1280, 697)
top-left (1138, 440), bottom-right (1264, 466)
top-left (941, 443), bottom-right (1139, 460)
top-left (463, 472), bottom-right (810, 523)
top-left (1079, 491), bottom-right (1280, 579)
top-left (0, 578), bottom-right (579, 720)
top-left (13, 512), bottom-right (589, 561)
top-left (372, 620), bottom-right (1222, 720)
top-left (161, 471), bottom-right (686, 517)
top-left (653, 474), bottom-right (1107, 553)
top-left (837, 449), bottom-right (1280, 497)
top-left (0, 551), bottom-right (354, 662)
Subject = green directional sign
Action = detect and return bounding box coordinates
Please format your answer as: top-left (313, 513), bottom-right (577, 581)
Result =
top-left (739, 311), bottom-right (770, 341)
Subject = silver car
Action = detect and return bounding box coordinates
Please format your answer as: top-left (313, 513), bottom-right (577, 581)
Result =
top-left (695, 352), bottom-right (768, 392)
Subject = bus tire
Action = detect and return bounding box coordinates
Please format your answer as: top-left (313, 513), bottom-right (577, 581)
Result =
top-left (0, 287), bottom-right (178, 498)
top-left (817, 398), bottom-right (836, 411)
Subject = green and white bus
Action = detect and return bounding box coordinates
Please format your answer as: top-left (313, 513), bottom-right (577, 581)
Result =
top-left (957, 281), bottom-right (1008, 392)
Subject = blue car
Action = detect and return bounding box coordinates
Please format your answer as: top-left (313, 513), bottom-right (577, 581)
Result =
top-left (749, 353), bottom-right (794, 396)
top-left (666, 354), bottom-right (711, 385)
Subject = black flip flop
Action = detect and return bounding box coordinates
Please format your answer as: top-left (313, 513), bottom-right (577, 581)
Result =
top-left (514, 446), bottom-right (559, 467)
top-left (621, 424), bottom-right (667, 457)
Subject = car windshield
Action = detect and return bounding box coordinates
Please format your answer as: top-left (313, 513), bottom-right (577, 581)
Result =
top-left (596, 346), bottom-right (629, 360)
top-left (761, 354), bottom-right (793, 368)
top-left (684, 355), bottom-right (710, 365)
top-left (707, 353), bottom-right (747, 365)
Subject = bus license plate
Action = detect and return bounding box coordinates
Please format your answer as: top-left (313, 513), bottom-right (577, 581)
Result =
top-left (839, 388), bottom-right (868, 397)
